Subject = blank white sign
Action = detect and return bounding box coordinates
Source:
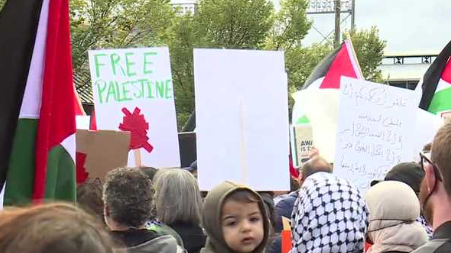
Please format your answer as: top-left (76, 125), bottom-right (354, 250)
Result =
top-left (194, 49), bottom-right (290, 191)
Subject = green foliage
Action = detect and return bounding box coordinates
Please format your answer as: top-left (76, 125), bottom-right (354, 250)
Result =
top-left (194, 0), bottom-right (274, 48)
top-left (0, 0), bottom-right (5, 11)
top-left (67, 0), bottom-right (385, 129)
top-left (265, 0), bottom-right (311, 50)
top-left (344, 27), bottom-right (387, 82)
top-left (70, 0), bottom-right (174, 72)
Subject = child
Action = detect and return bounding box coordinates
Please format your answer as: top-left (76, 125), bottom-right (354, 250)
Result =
top-left (201, 181), bottom-right (270, 253)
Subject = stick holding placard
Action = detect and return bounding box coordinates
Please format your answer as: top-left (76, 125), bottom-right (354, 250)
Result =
top-left (240, 100), bottom-right (247, 185)
top-left (134, 149), bottom-right (142, 166)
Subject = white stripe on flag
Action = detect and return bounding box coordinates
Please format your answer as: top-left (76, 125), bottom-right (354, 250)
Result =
top-left (19, 0), bottom-right (50, 119)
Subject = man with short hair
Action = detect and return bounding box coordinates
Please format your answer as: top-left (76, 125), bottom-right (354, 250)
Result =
top-left (413, 122), bottom-right (451, 253)
top-left (103, 167), bottom-right (185, 253)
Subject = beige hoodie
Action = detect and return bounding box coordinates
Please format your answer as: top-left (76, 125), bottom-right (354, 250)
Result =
top-left (365, 181), bottom-right (428, 253)
top-left (200, 181), bottom-right (269, 253)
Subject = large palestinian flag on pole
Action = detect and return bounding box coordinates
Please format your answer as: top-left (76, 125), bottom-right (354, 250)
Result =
top-left (292, 39), bottom-right (363, 124)
top-left (0, 0), bottom-right (80, 205)
top-left (418, 39), bottom-right (451, 117)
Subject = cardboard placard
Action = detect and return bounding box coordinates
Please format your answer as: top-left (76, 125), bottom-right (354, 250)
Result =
top-left (76, 130), bottom-right (130, 183)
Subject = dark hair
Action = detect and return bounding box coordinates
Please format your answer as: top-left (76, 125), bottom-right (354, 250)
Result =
top-left (423, 143), bottom-right (432, 153)
top-left (301, 156), bottom-right (333, 179)
top-left (0, 203), bottom-right (114, 253)
top-left (140, 166), bottom-right (158, 181)
top-left (77, 179), bottom-right (104, 223)
top-left (103, 167), bottom-right (152, 228)
top-left (290, 177), bottom-right (300, 191)
top-left (432, 122), bottom-right (451, 196)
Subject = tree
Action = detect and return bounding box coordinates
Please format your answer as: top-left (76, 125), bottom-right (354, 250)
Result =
top-left (264, 0), bottom-right (311, 51)
top-left (344, 27), bottom-right (386, 82)
top-left (0, 0), bottom-right (5, 11)
top-left (168, 0), bottom-right (277, 129)
top-left (69, 0), bottom-right (175, 88)
top-left (194, 0), bottom-right (274, 48)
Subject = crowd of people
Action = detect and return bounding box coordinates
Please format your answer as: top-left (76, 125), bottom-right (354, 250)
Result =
top-left (1, 122), bottom-right (451, 253)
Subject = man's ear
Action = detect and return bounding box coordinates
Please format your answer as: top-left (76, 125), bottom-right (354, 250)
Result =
top-left (104, 204), bottom-right (110, 217)
top-left (425, 163), bottom-right (436, 191)
top-left (297, 171), bottom-right (304, 186)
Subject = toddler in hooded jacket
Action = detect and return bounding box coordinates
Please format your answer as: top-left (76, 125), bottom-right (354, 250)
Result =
top-left (201, 181), bottom-right (270, 253)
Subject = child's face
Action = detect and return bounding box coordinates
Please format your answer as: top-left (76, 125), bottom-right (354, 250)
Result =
top-left (221, 199), bottom-right (264, 253)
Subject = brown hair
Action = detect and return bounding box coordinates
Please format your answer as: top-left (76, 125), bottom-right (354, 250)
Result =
top-left (432, 122), bottom-right (451, 195)
top-left (301, 156), bottom-right (333, 179)
top-left (0, 202), bottom-right (114, 253)
top-left (225, 189), bottom-right (261, 204)
top-left (77, 179), bottom-right (104, 223)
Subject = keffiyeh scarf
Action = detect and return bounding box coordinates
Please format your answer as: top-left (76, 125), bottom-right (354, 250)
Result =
top-left (291, 172), bottom-right (368, 253)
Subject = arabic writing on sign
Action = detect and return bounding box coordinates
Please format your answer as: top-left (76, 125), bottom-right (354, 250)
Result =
top-left (334, 78), bottom-right (417, 193)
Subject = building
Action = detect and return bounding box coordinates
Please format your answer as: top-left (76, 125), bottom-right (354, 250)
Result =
top-left (379, 51), bottom-right (438, 90)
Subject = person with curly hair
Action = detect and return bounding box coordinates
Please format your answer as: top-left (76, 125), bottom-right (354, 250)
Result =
top-left (103, 167), bottom-right (185, 253)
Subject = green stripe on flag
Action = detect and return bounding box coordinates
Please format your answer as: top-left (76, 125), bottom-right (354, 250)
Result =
top-left (44, 144), bottom-right (76, 201)
top-left (4, 119), bottom-right (37, 206)
top-left (429, 87), bottom-right (451, 114)
top-left (296, 115), bottom-right (311, 124)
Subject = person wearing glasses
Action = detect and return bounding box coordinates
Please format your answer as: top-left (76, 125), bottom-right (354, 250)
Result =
top-left (413, 122), bottom-right (451, 253)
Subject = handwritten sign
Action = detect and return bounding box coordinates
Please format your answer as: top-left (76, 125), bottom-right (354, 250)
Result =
top-left (194, 49), bottom-right (290, 191)
top-left (294, 125), bottom-right (314, 165)
top-left (334, 77), bottom-right (417, 192)
top-left (88, 47), bottom-right (180, 168)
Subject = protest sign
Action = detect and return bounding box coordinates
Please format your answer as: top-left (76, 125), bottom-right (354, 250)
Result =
top-left (334, 77), bottom-right (417, 192)
top-left (76, 115), bottom-right (90, 129)
top-left (194, 49), bottom-right (290, 191)
top-left (414, 109), bottom-right (444, 159)
top-left (88, 47), bottom-right (180, 168)
top-left (292, 89), bottom-right (340, 162)
top-left (294, 125), bottom-right (314, 165)
top-left (76, 130), bottom-right (130, 184)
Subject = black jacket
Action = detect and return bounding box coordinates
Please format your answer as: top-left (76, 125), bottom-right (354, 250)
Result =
top-left (412, 221), bottom-right (451, 253)
top-left (170, 222), bottom-right (207, 253)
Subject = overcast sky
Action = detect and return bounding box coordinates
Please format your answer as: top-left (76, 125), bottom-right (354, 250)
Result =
top-left (274, 0), bottom-right (451, 54)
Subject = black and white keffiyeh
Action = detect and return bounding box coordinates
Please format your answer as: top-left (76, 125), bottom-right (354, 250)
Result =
top-left (291, 172), bottom-right (368, 253)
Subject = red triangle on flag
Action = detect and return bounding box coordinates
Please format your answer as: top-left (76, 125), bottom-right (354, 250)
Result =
top-left (320, 41), bottom-right (361, 89)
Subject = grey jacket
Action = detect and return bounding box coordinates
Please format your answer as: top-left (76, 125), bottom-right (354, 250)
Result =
top-left (119, 235), bottom-right (186, 253)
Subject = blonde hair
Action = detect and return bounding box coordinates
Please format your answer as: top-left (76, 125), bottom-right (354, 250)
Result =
top-left (0, 202), bottom-right (114, 253)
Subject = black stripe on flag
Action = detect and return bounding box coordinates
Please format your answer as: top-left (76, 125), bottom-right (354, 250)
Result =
top-left (302, 43), bottom-right (342, 89)
top-left (0, 0), bottom-right (44, 190)
top-left (419, 39), bottom-right (451, 110)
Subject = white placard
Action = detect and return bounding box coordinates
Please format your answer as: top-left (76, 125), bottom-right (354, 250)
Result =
top-left (88, 47), bottom-right (180, 168)
top-left (334, 77), bottom-right (417, 192)
top-left (414, 109), bottom-right (444, 159)
top-left (194, 49), bottom-right (290, 191)
top-left (76, 115), bottom-right (91, 130)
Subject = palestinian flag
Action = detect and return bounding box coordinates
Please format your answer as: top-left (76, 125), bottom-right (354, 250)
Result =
top-left (418, 39), bottom-right (451, 117)
top-left (0, 0), bottom-right (81, 205)
top-left (292, 39), bottom-right (363, 124)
